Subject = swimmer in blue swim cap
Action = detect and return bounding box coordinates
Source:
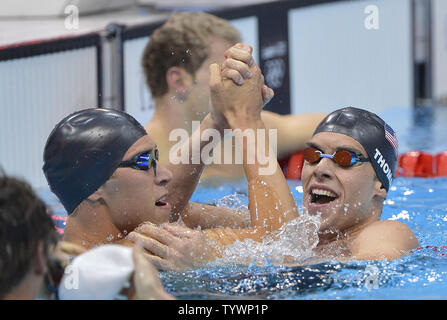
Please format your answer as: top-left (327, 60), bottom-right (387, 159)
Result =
top-left (300, 107), bottom-right (419, 261)
top-left (44, 48), bottom-right (417, 267)
top-left (43, 52), bottom-right (299, 270)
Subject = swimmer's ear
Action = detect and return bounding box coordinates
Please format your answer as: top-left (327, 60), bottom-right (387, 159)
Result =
top-left (34, 241), bottom-right (48, 275)
top-left (166, 66), bottom-right (191, 100)
top-left (85, 190), bottom-right (107, 208)
top-left (373, 179), bottom-right (387, 199)
top-left (86, 189), bottom-right (103, 202)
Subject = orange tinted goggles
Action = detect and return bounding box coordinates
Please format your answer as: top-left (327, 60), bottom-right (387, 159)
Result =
top-left (303, 147), bottom-right (370, 168)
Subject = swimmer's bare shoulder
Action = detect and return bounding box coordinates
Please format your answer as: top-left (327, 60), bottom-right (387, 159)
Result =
top-left (349, 220), bottom-right (419, 261)
top-left (58, 241), bottom-right (87, 256)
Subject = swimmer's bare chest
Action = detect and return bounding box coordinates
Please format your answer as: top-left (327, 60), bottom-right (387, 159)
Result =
top-left (282, 241), bottom-right (353, 266)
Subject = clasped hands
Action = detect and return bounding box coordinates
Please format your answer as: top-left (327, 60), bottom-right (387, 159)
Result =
top-left (126, 43), bottom-right (274, 271)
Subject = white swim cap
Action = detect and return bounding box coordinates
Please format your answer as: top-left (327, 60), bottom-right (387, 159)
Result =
top-left (58, 244), bottom-right (134, 300)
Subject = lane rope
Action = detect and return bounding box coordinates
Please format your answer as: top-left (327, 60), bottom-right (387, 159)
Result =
top-left (281, 151), bottom-right (447, 179)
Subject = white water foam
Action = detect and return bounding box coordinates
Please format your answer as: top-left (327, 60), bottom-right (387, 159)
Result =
top-left (214, 208), bottom-right (321, 266)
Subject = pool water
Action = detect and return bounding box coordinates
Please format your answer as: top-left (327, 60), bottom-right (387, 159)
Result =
top-left (162, 176), bottom-right (447, 300)
top-left (38, 106), bottom-right (447, 299)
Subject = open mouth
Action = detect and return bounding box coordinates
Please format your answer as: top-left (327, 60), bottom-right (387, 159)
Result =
top-left (310, 188), bottom-right (338, 205)
top-left (155, 195), bottom-right (168, 207)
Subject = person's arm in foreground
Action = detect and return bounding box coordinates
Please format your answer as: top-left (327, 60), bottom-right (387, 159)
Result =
top-left (203, 62), bottom-right (298, 245)
top-left (180, 202), bottom-right (251, 229)
top-left (163, 113), bottom-right (225, 223)
top-left (166, 52), bottom-right (300, 239)
top-left (131, 243), bottom-right (175, 300)
top-left (126, 59), bottom-right (299, 270)
top-left (128, 47), bottom-right (297, 270)
top-left (163, 44), bottom-right (266, 228)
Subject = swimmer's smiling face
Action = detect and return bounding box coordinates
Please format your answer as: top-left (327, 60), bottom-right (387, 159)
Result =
top-left (301, 132), bottom-right (386, 239)
top-left (99, 135), bottom-right (173, 232)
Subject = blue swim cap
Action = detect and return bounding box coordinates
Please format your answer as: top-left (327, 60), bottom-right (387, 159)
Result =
top-left (313, 107), bottom-right (398, 192)
top-left (43, 108), bottom-right (147, 214)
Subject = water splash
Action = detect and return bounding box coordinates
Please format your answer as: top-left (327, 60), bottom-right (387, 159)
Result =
top-left (214, 192), bottom-right (248, 211)
top-left (215, 209), bottom-right (321, 266)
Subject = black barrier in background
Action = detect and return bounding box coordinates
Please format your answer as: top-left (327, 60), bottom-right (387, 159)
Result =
top-left (116, 19), bottom-right (167, 111)
top-left (106, 24), bottom-right (128, 110)
top-left (412, 0), bottom-right (433, 105)
top-left (97, 36), bottom-right (104, 108)
top-left (213, 0), bottom-right (348, 115)
top-left (118, 0), bottom-right (299, 115)
top-left (121, 21), bottom-right (164, 41)
top-left (258, 6), bottom-right (290, 115)
top-left (215, 2), bottom-right (292, 115)
top-left (118, 0), bottom-right (419, 116)
top-left (0, 0), bottom-right (424, 116)
top-left (0, 33), bottom-right (104, 108)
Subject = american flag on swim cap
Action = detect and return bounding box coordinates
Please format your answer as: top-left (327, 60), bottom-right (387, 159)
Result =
top-left (385, 123), bottom-right (398, 157)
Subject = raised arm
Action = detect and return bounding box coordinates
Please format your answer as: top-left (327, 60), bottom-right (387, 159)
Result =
top-left (180, 202), bottom-right (250, 229)
top-left (164, 44), bottom-right (271, 226)
top-left (163, 113), bottom-right (226, 222)
top-left (126, 46), bottom-right (300, 270)
top-left (204, 61), bottom-right (298, 244)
